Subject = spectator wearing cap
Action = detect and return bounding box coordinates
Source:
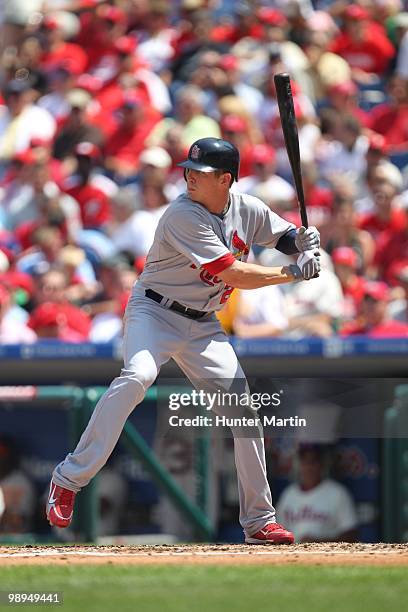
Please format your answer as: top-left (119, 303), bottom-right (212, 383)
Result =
top-left (341, 280), bottom-right (408, 337)
top-left (0, 283), bottom-right (37, 344)
top-left (40, 12), bottom-right (87, 76)
top-left (138, 145), bottom-right (175, 201)
top-left (233, 143), bottom-right (295, 211)
top-left (63, 142), bottom-right (112, 230)
top-left (276, 444), bottom-right (358, 543)
top-left (325, 193), bottom-right (375, 273)
top-left (28, 301), bottom-right (89, 342)
top-left (104, 92), bottom-right (162, 180)
top-left (29, 267), bottom-right (91, 339)
top-left (53, 88), bottom-right (104, 161)
top-left (329, 4), bottom-right (395, 82)
top-left (367, 74), bottom-right (408, 153)
top-left (331, 247), bottom-right (366, 321)
top-left (0, 79), bottom-right (56, 163)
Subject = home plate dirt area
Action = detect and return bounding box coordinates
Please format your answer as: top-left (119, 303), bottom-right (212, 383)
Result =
top-left (1, 543), bottom-right (408, 566)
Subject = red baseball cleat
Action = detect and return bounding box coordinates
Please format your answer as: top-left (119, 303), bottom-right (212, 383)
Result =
top-left (245, 522), bottom-right (295, 544)
top-left (46, 481), bottom-right (76, 528)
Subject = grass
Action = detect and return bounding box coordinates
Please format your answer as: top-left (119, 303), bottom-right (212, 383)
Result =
top-left (0, 565), bottom-right (407, 612)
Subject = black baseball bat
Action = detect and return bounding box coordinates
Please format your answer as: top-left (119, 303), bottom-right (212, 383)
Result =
top-left (274, 73), bottom-right (308, 229)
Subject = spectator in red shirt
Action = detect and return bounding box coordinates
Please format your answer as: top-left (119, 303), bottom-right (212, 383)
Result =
top-left (373, 221), bottom-right (408, 285)
top-left (29, 268), bottom-right (91, 340)
top-left (78, 4), bottom-right (128, 72)
top-left (368, 74), bottom-right (408, 152)
top-left (64, 142), bottom-right (111, 230)
top-left (358, 162), bottom-right (407, 241)
top-left (340, 281), bottom-right (408, 337)
top-left (329, 4), bottom-right (395, 81)
top-left (332, 247), bottom-right (366, 321)
top-left (40, 14), bottom-right (87, 76)
top-left (104, 92), bottom-right (161, 180)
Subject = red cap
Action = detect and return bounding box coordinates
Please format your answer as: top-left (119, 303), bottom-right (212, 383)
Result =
top-left (12, 149), bottom-right (36, 165)
top-left (2, 270), bottom-right (34, 297)
top-left (343, 4), bottom-right (370, 21)
top-left (115, 36), bottom-right (137, 55)
top-left (332, 247), bottom-right (358, 269)
top-left (75, 141), bottom-right (101, 159)
top-left (220, 114), bottom-right (247, 133)
top-left (28, 303), bottom-right (66, 330)
top-left (43, 16), bottom-right (59, 30)
top-left (257, 7), bottom-right (287, 27)
top-left (218, 55), bottom-right (238, 71)
top-left (250, 144), bottom-right (276, 165)
top-left (99, 5), bottom-right (127, 24)
top-left (362, 281), bottom-right (390, 302)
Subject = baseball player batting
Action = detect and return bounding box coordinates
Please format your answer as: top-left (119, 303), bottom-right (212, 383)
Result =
top-left (47, 138), bottom-right (320, 544)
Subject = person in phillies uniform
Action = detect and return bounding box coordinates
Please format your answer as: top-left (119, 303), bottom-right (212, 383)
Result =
top-left (47, 138), bottom-right (321, 544)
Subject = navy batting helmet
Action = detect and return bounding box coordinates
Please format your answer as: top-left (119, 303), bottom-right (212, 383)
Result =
top-left (178, 137), bottom-right (240, 182)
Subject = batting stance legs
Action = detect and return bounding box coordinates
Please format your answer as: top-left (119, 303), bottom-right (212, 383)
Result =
top-left (50, 293), bottom-right (276, 538)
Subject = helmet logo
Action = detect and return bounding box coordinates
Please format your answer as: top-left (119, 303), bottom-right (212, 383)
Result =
top-left (191, 144), bottom-right (200, 160)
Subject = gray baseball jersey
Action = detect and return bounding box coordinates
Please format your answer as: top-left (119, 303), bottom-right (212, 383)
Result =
top-left (138, 191), bottom-right (295, 311)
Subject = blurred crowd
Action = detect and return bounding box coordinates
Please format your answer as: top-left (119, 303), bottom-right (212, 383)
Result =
top-left (0, 0), bottom-right (408, 343)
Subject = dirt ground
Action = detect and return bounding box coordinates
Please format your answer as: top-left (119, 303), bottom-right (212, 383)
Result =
top-left (1, 543), bottom-right (408, 566)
